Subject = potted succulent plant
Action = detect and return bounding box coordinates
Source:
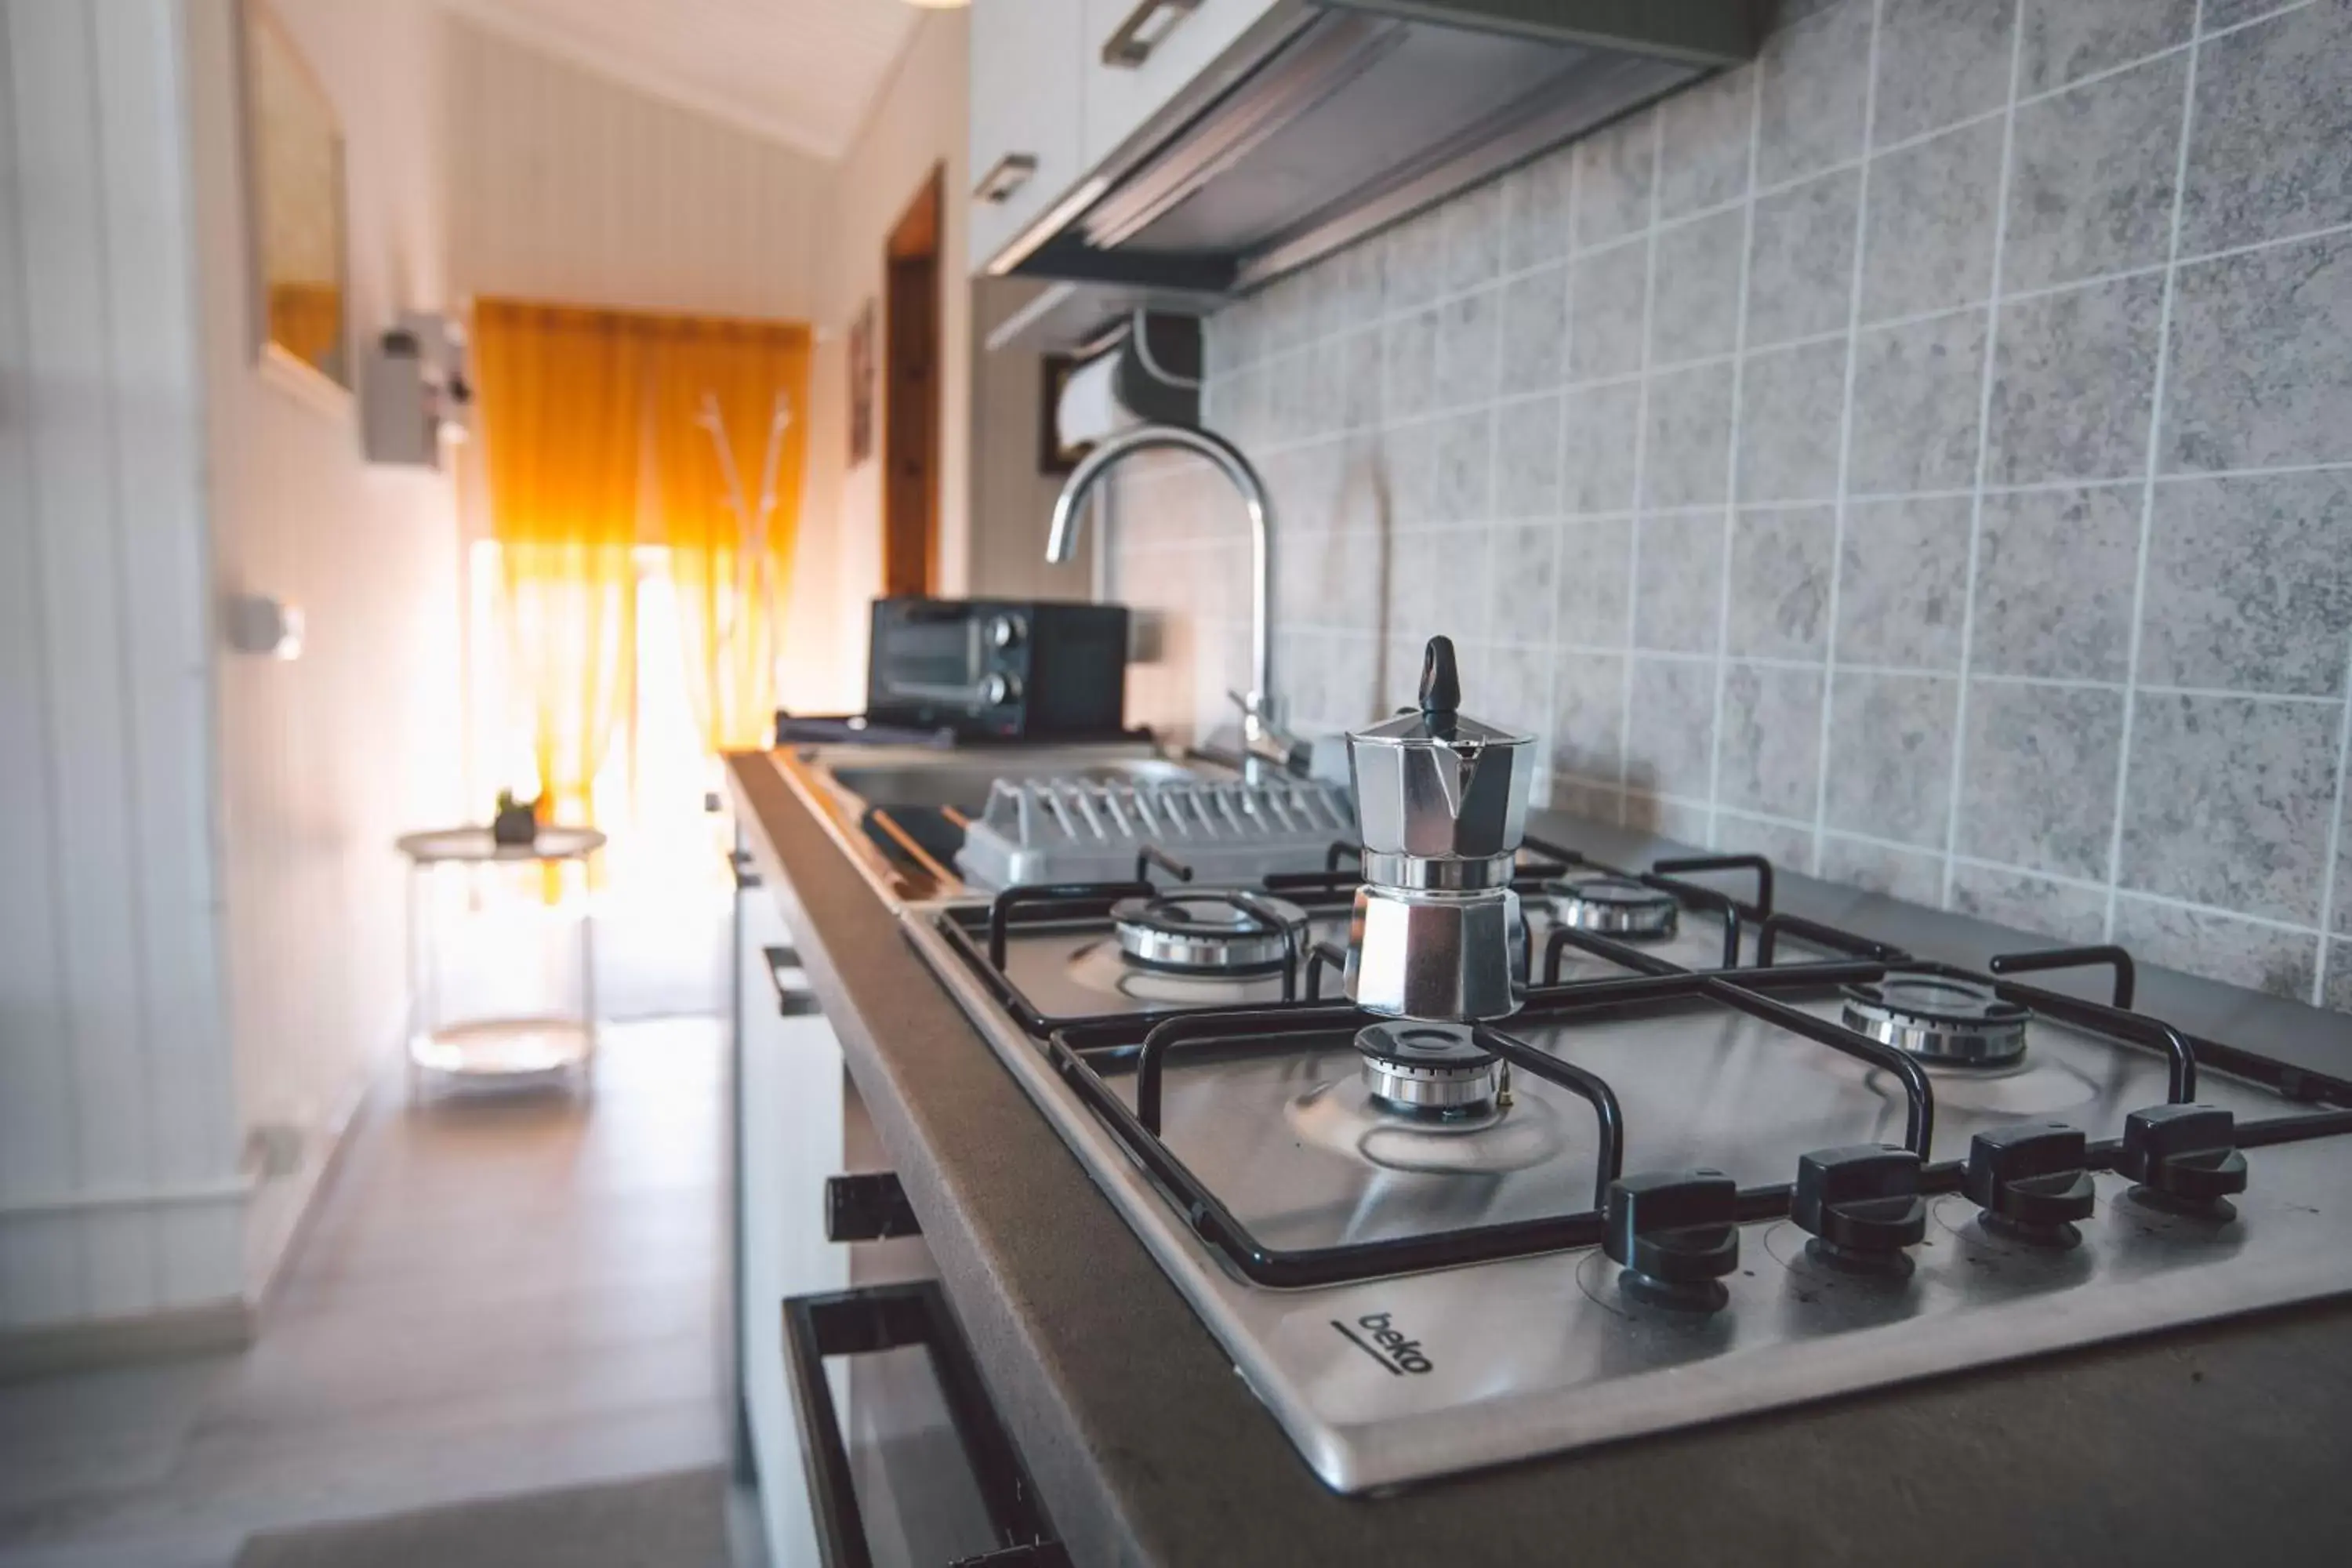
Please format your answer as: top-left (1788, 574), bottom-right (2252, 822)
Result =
top-left (492, 789), bottom-right (540, 848)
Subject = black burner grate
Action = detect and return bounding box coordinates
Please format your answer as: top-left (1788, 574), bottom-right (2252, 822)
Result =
top-left (933, 844), bottom-right (2352, 1290)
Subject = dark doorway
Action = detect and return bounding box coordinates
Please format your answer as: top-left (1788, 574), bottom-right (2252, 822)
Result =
top-left (883, 166), bottom-right (943, 597)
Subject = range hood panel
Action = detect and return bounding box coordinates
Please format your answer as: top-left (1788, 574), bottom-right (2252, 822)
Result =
top-left (994, 0), bottom-right (1751, 304)
top-left (1114, 28), bottom-right (1618, 257)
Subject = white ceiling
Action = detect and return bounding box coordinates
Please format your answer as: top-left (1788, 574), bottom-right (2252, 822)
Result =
top-left (448, 0), bottom-right (922, 160)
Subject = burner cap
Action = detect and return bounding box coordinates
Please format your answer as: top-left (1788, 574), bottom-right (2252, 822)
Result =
top-left (1549, 876), bottom-right (1679, 938)
top-left (1109, 891), bottom-right (1305, 975)
top-left (1355, 1022), bottom-right (1500, 1114)
top-left (1842, 973), bottom-right (2031, 1066)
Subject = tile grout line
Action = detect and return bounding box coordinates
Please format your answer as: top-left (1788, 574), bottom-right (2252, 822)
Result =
top-left (1541, 157), bottom-right (1580, 811)
top-left (2152, 456), bottom-right (2352, 486)
top-left (2004, 0), bottom-right (2304, 106)
top-left (2313, 642), bottom-right (2352, 1004)
top-left (1807, 0), bottom-right (1884, 864)
top-left (1239, 242), bottom-right (2344, 446)
top-left (1475, 184), bottom-right (1516, 735)
top-left (2201, 0), bottom-right (2318, 41)
top-left (1152, 597), bottom-right (2350, 713)
top-left (1213, 45), bottom-right (2335, 376)
top-left (1210, 156), bottom-right (2352, 392)
top-left (1179, 5), bottom-right (2342, 1011)
top-left (1936, 0), bottom-right (2030, 913)
top-left (1475, 183), bottom-right (1510, 760)
top-left (2173, 212), bottom-right (2352, 274)
top-left (1526, 779), bottom-right (2336, 940)
top-left (1704, 61), bottom-right (1767, 862)
top-left (1614, 111), bottom-right (1664, 829)
top-left (2102, 0), bottom-right (2205, 948)
top-left (1222, 407), bottom-right (2352, 497)
top-left (2106, 887), bottom-right (2329, 941)
top-left (1201, 0), bottom-right (2310, 387)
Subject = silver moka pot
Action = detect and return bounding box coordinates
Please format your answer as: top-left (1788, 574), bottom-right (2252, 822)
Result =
top-left (1343, 636), bottom-right (1537, 1021)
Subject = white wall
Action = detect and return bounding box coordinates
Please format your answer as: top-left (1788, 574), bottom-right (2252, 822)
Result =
top-left (968, 276), bottom-right (1094, 603)
top-left (0, 0), bottom-right (975, 1345)
top-left (442, 11), bottom-right (989, 722)
top-left (790, 9), bottom-right (974, 715)
top-left (444, 13), bottom-right (848, 723)
top-left (187, 0), bottom-right (466, 1300)
top-left (445, 16), bottom-right (826, 323)
top-left (0, 0), bottom-right (242, 1333)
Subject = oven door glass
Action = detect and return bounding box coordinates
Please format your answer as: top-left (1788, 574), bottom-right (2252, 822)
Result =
top-left (877, 617), bottom-right (982, 706)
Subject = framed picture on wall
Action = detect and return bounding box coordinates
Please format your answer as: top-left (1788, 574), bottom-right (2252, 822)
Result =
top-left (848, 299), bottom-right (876, 464)
top-left (1039, 353), bottom-right (1092, 476)
top-left (239, 0), bottom-right (351, 394)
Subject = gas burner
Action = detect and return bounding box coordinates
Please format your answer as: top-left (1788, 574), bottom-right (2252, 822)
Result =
top-left (1842, 973), bottom-right (2031, 1067)
top-left (1353, 1021), bottom-right (1502, 1115)
top-left (1065, 942), bottom-right (1272, 1006)
top-left (1286, 1073), bottom-right (1566, 1174)
top-left (1109, 891), bottom-right (1306, 975)
top-left (1548, 876), bottom-right (1679, 938)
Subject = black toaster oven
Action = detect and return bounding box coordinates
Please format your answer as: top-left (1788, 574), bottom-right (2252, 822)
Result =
top-left (865, 597), bottom-right (1130, 741)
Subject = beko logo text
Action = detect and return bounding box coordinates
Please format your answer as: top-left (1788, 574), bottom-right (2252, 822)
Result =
top-left (1332, 1312), bottom-right (1433, 1375)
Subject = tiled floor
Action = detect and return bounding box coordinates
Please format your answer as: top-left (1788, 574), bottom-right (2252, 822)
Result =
top-left (0, 1018), bottom-right (744, 1568)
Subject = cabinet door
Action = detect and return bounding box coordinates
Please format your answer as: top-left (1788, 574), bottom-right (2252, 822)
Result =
top-left (1081, 0), bottom-right (1279, 168)
top-left (735, 895), bottom-right (851, 1568)
top-left (968, 0), bottom-right (1088, 274)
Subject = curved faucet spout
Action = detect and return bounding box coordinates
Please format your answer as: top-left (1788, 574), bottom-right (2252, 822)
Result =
top-left (1047, 423), bottom-right (1290, 770)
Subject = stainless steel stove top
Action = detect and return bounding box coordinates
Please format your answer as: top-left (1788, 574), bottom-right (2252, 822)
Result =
top-left (900, 857), bottom-right (2352, 1494)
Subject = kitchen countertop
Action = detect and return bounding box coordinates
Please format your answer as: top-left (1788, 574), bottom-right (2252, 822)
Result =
top-left (728, 751), bottom-right (2352, 1566)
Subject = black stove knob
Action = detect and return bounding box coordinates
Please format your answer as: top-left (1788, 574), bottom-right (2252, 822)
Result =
top-left (1791, 1144), bottom-right (1926, 1263)
top-left (1965, 1122), bottom-right (2095, 1240)
top-left (2117, 1105), bottom-right (2247, 1207)
top-left (1605, 1169), bottom-right (1738, 1310)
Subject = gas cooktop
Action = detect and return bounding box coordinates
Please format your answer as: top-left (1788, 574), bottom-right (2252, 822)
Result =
top-left (901, 844), bottom-right (2352, 1494)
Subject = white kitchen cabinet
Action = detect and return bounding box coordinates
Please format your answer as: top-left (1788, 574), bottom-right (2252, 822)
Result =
top-left (734, 880), bottom-right (848, 1568)
top-left (967, 0), bottom-right (1090, 274)
top-left (1080, 0), bottom-right (1279, 168)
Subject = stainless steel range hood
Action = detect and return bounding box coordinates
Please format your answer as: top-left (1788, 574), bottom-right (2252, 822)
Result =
top-left (984, 0), bottom-right (1758, 303)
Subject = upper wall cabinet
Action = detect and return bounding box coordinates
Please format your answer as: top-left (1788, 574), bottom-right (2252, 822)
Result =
top-left (1080, 0), bottom-right (1282, 169)
top-left (967, 0), bottom-right (1089, 275)
top-left (968, 0), bottom-right (1757, 310)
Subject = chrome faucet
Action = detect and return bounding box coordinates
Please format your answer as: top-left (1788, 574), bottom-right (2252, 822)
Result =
top-left (1046, 423), bottom-right (1305, 779)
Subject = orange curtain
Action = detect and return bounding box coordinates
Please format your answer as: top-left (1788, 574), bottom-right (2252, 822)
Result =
top-left (474, 299), bottom-right (811, 845)
top-left (651, 319), bottom-right (811, 753)
top-left (473, 300), bottom-right (648, 826)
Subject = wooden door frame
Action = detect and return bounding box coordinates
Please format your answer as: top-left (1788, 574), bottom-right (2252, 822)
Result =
top-left (882, 165), bottom-right (945, 598)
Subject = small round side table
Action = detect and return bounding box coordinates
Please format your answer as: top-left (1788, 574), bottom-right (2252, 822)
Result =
top-left (396, 825), bottom-right (607, 1101)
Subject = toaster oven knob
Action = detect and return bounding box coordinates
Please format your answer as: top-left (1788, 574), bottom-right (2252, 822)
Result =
top-left (980, 672), bottom-right (1021, 707)
top-left (1965, 1122), bottom-right (2095, 1243)
top-left (1791, 1144), bottom-right (1926, 1269)
top-left (987, 612), bottom-right (1025, 649)
top-left (2117, 1104), bottom-right (2246, 1209)
top-left (1604, 1168), bottom-right (1738, 1312)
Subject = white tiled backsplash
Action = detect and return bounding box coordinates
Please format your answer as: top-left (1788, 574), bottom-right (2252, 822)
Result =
top-left (1105, 0), bottom-right (2352, 1009)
